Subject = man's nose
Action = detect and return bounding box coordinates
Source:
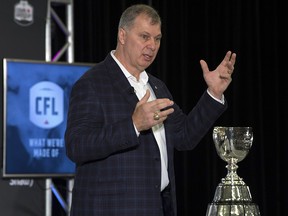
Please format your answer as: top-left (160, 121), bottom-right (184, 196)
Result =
top-left (147, 38), bottom-right (158, 50)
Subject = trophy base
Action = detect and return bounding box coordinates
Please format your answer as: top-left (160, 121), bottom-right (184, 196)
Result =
top-left (206, 179), bottom-right (261, 215)
top-left (206, 202), bottom-right (261, 216)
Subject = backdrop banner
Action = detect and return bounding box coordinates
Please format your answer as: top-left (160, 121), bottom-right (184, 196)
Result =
top-left (0, 0), bottom-right (47, 61)
top-left (0, 0), bottom-right (47, 164)
top-left (0, 1), bottom-right (47, 215)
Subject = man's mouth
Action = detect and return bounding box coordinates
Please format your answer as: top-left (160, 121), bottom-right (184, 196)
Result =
top-left (143, 54), bottom-right (153, 61)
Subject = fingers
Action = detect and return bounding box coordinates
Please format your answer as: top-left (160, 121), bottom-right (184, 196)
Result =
top-left (150, 99), bottom-right (174, 125)
top-left (225, 51), bottom-right (236, 69)
top-left (228, 51), bottom-right (237, 65)
top-left (200, 59), bottom-right (210, 78)
top-left (138, 89), bottom-right (174, 117)
top-left (224, 51), bottom-right (232, 62)
top-left (221, 51), bottom-right (236, 77)
top-left (200, 51), bottom-right (236, 74)
top-left (133, 93), bottom-right (174, 131)
top-left (153, 106), bottom-right (174, 122)
top-left (150, 98), bottom-right (173, 112)
top-left (145, 97), bottom-right (174, 123)
top-left (200, 59), bottom-right (208, 72)
top-left (139, 89), bottom-right (150, 104)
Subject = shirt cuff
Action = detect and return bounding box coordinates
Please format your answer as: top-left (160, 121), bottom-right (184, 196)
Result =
top-left (207, 89), bottom-right (225, 104)
top-left (133, 124), bottom-right (140, 137)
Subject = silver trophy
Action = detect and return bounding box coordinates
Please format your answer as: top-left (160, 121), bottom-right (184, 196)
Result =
top-left (206, 127), bottom-right (261, 216)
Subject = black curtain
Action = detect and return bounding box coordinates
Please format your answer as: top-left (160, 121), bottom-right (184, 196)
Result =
top-left (73, 0), bottom-right (288, 215)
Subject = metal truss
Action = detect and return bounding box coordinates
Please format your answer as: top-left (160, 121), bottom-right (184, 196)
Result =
top-left (46, 0), bottom-right (74, 62)
top-left (45, 1), bottom-right (74, 215)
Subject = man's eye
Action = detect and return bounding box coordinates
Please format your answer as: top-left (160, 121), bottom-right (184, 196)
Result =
top-left (155, 37), bottom-right (161, 42)
top-left (141, 35), bottom-right (149, 40)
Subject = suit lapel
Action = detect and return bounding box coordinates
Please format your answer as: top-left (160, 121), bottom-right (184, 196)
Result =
top-left (148, 76), bottom-right (166, 99)
top-left (103, 54), bottom-right (167, 106)
top-left (104, 54), bottom-right (139, 107)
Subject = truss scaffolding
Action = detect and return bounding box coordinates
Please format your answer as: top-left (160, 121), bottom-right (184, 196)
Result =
top-left (46, 0), bottom-right (74, 63)
top-left (45, 0), bottom-right (74, 215)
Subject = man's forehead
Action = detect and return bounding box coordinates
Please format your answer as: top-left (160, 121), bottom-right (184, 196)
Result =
top-left (134, 14), bottom-right (160, 26)
top-left (132, 15), bottom-right (161, 33)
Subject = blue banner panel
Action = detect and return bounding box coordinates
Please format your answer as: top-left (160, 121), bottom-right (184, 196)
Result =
top-left (3, 59), bottom-right (93, 178)
top-left (0, 0), bottom-right (48, 169)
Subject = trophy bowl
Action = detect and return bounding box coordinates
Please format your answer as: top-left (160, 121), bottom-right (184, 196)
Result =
top-left (213, 127), bottom-right (253, 164)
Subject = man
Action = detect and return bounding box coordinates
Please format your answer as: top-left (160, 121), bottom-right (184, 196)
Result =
top-left (65, 4), bottom-right (236, 216)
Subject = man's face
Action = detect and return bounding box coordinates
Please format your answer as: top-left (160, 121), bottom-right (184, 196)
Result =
top-left (119, 14), bottom-right (162, 74)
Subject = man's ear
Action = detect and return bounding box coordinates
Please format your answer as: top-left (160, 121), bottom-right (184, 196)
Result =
top-left (118, 28), bottom-right (126, 45)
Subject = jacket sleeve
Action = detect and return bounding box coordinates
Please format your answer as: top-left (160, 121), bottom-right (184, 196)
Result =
top-left (165, 90), bottom-right (227, 151)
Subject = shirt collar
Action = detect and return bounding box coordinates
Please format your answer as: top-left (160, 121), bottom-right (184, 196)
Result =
top-left (110, 50), bottom-right (149, 85)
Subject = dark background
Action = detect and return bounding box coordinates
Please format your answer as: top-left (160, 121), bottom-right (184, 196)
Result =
top-left (1, 0), bottom-right (287, 215)
top-left (71, 0), bottom-right (287, 215)
top-left (0, 1), bottom-right (47, 215)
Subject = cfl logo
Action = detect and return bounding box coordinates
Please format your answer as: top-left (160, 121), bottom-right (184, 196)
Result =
top-left (30, 81), bottom-right (63, 129)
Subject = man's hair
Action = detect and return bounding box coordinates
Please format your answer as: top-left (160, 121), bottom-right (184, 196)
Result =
top-left (118, 4), bottom-right (161, 30)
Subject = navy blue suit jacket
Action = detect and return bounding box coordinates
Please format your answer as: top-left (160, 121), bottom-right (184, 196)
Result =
top-left (65, 54), bottom-right (227, 216)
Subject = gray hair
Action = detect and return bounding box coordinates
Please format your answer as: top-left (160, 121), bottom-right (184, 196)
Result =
top-left (118, 4), bottom-right (161, 30)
